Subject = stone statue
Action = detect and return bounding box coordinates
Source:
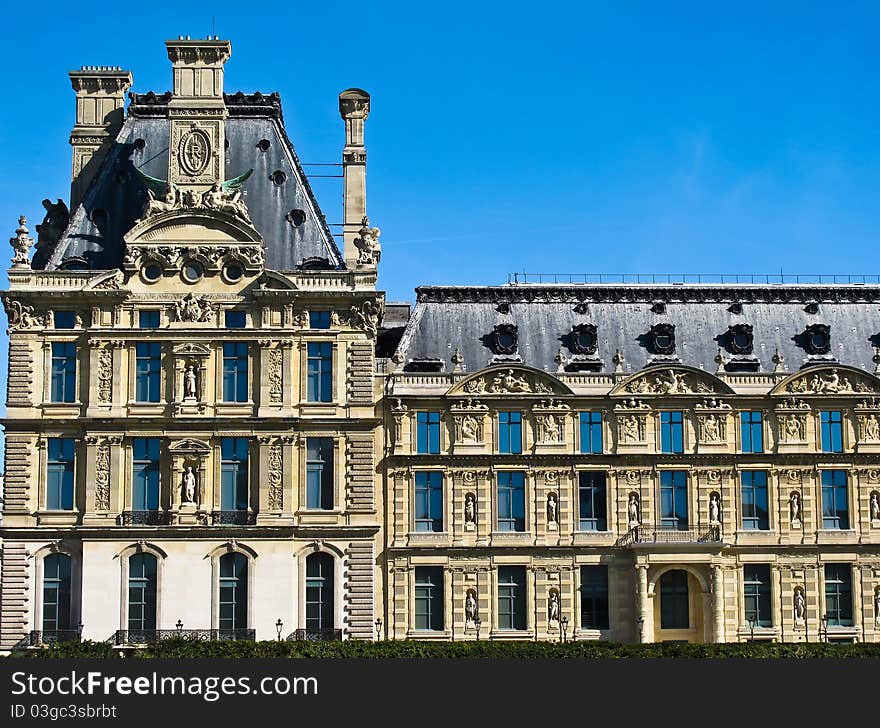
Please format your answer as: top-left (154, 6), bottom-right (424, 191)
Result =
top-left (709, 493), bottom-right (721, 524)
top-left (9, 216), bottom-right (34, 269)
top-left (461, 415), bottom-right (479, 442)
top-left (349, 300), bottom-right (382, 337)
top-left (465, 591), bottom-right (477, 624)
top-left (793, 588), bottom-right (806, 622)
top-left (547, 493), bottom-right (558, 524)
top-left (144, 182), bottom-right (181, 218)
top-left (200, 182), bottom-right (252, 223)
top-left (184, 365), bottom-right (198, 399)
top-left (4, 298), bottom-right (38, 330)
top-left (621, 416), bottom-right (640, 443)
top-left (182, 467), bottom-right (197, 504)
top-left (175, 293), bottom-right (215, 323)
top-left (548, 591), bottom-right (559, 622)
top-left (703, 414), bottom-right (721, 443)
top-left (790, 492), bottom-right (802, 526)
top-left (465, 493), bottom-right (476, 524)
top-left (865, 414), bottom-right (880, 441)
top-left (871, 492), bottom-right (880, 521)
top-left (33, 199), bottom-right (69, 267)
top-left (783, 415), bottom-right (804, 441)
top-left (628, 493), bottom-right (640, 526)
top-left (354, 215), bottom-right (381, 267)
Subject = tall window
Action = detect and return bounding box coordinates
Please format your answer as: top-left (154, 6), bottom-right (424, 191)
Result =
top-left (305, 552), bottom-right (334, 632)
top-left (414, 472), bottom-right (443, 532)
top-left (220, 438), bottom-right (249, 511)
top-left (218, 553), bottom-right (248, 631)
top-left (743, 564), bottom-right (771, 627)
top-left (497, 471), bottom-right (525, 532)
top-left (306, 438), bottom-right (334, 510)
top-left (580, 566), bottom-right (609, 630)
top-left (306, 342), bottom-right (333, 402)
top-left (660, 411), bottom-right (684, 454)
top-left (135, 342), bottom-right (162, 403)
top-left (824, 564), bottom-right (853, 627)
top-left (416, 411), bottom-right (441, 454)
top-left (46, 438), bottom-right (75, 510)
top-left (50, 342), bottom-right (77, 403)
top-left (659, 471), bottom-right (688, 529)
top-left (497, 566), bottom-right (526, 630)
top-left (498, 411), bottom-right (522, 454)
top-left (821, 470), bottom-right (849, 529)
top-left (578, 471), bottom-right (607, 531)
top-left (820, 411), bottom-right (843, 453)
top-left (139, 310), bottom-right (160, 329)
top-left (740, 411), bottom-right (763, 453)
top-left (132, 438), bottom-right (160, 511)
top-left (222, 342), bottom-right (249, 402)
top-left (128, 553), bottom-right (157, 632)
top-left (53, 311), bottom-right (76, 329)
top-left (579, 411), bottom-right (603, 454)
top-left (659, 570), bottom-right (689, 630)
top-left (414, 566), bottom-right (444, 631)
top-left (741, 470), bottom-right (769, 530)
top-left (42, 553), bottom-right (72, 634)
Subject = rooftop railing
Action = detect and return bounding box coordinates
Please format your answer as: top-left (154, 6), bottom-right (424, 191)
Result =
top-left (508, 273), bottom-right (880, 285)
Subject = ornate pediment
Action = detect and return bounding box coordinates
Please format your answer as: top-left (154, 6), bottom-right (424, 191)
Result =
top-left (612, 366), bottom-right (735, 396)
top-left (172, 342), bottom-right (213, 357)
top-left (124, 209), bottom-right (262, 246)
top-left (168, 438), bottom-right (212, 454)
top-left (447, 365), bottom-right (573, 397)
top-left (771, 365), bottom-right (880, 396)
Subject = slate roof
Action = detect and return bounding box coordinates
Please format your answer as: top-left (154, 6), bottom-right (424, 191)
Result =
top-left (394, 285), bottom-right (880, 375)
top-left (41, 92), bottom-right (342, 271)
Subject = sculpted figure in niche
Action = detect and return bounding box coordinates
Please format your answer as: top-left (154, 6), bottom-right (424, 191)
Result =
top-left (783, 415), bottom-right (804, 442)
top-left (465, 493), bottom-right (476, 524)
top-left (790, 492), bottom-right (802, 526)
top-left (703, 414), bottom-right (721, 443)
top-left (628, 493), bottom-right (640, 526)
top-left (871, 492), bottom-right (880, 521)
top-left (465, 591), bottom-right (478, 624)
top-left (709, 493), bottom-right (721, 524)
top-left (621, 416), bottom-right (640, 443)
top-left (793, 588), bottom-right (806, 622)
top-left (182, 467), bottom-right (197, 504)
top-left (548, 591), bottom-right (560, 622)
top-left (461, 415), bottom-right (480, 442)
top-left (184, 365), bottom-right (198, 399)
top-left (865, 414), bottom-right (880, 441)
top-left (547, 493), bottom-right (558, 524)
top-left (144, 182), bottom-right (180, 217)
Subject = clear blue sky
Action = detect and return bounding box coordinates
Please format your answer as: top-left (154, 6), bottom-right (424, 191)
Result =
top-left (1, 2), bottom-right (878, 298)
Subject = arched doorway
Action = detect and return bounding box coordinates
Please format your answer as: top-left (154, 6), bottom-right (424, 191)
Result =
top-left (653, 568), bottom-right (707, 643)
top-left (305, 552), bottom-right (335, 636)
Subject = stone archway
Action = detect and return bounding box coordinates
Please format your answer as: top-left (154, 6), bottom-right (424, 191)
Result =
top-left (647, 565), bottom-right (712, 643)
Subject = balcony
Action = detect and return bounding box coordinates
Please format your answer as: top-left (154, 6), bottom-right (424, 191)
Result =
top-left (210, 510), bottom-right (256, 526)
top-left (29, 630), bottom-right (81, 646)
top-left (121, 510), bottom-right (169, 526)
top-left (616, 525), bottom-right (723, 546)
top-left (113, 629), bottom-right (256, 645)
top-left (291, 628), bottom-right (343, 642)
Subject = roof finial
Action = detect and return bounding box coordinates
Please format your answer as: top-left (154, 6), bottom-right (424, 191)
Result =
top-left (873, 347), bottom-right (880, 375)
top-left (451, 346), bottom-right (464, 373)
top-left (612, 349), bottom-right (625, 374)
top-left (715, 347), bottom-right (726, 375)
top-left (772, 347), bottom-right (787, 374)
top-left (9, 215), bottom-right (33, 269)
top-left (554, 347), bottom-right (567, 374)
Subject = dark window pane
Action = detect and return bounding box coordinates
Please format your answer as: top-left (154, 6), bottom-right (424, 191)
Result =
top-left (306, 553), bottom-right (334, 631)
top-left (580, 566), bottom-right (609, 629)
top-left (306, 437), bottom-right (334, 510)
top-left (414, 566), bottom-right (444, 631)
top-left (497, 566), bottom-right (526, 630)
top-left (660, 570), bottom-right (689, 629)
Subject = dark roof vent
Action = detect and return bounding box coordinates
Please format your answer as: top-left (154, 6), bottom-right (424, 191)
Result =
top-left (722, 323), bottom-right (754, 355)
top-left (270, 170), bottom-right (287, 186)
top-left (804, 302), bottom-right (820, 315)
top-left (257, 139), bottom-right (271, 152)
top-left (650, 301), bottom-right (666, 315)
top-left (728, 302), bottom-right (743, 315)
top-left (297, 256), bottom-right (332, 270)
top-left (133, 138), bottom-right (146, 151)
top-left (286, 209), bottom-right (306, 227)
top-left (644, 323), bottom-right (675, 355)
top-left (797, 323), bottom-right (831, 355)
top-left (59, 256), bottom-right (90, 271)
top-left (488, 323), bottom-right (518, 355)
top-left (573, 302), bottom-right (589, 315)
top-left (89, 208), bottom-right (108, 228)
top-left (404, 358), bottom-right (444, 373)
top-left (568, 323), bottom-right (598, 355)
top-left (496, 302), bottom-right (510, 314)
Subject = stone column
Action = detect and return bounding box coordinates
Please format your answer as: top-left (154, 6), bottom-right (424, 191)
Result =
top-left (712, 565), bottom-right (725, 643)
top-left (636, 564), bottom-right (649, 643)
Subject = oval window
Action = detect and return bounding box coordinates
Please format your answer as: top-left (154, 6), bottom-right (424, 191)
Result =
top-left (810, 331), bottom-right (829, 351)
top-left (733, 331), bottom-right (751, 351)
top-left (182, 261), bottom-right (203, 283)
top-left (574, 330), bottom-right (596, 352)
top-left (143, 263), bottom-right (162, 282)
top-left (224, 264), bottom-right (243, 282)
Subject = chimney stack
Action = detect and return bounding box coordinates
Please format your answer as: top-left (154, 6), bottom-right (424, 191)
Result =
top-left (339, 89), bottom-right (370, 267)
top-left (68, 66), bottom-right (132, 210)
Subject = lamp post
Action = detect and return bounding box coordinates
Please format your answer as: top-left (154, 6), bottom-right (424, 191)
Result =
top-left (77, 622), bottom-right (84, 640)
top-left (275, 619), bottom-right (283, 642)
top-left (636, 617), bottom-right (644, 644)
top-left (747, 617), bottom-right (756, 643)
top-left (821, 614), bottom-right (828, 643)
top-left (176, 620), bottom-right (183, 636)
top-left (474, 617), bottom-right (482, 641)
top-left (561, 616), bottom-right (569, 644)
top-left (375, 617), bottom-right (382, 641)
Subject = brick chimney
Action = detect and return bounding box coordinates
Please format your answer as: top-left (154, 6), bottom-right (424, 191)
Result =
top-left (339, 89), bottom-right (370, 267)
top-left (68, 66), bottom-right (133, 210)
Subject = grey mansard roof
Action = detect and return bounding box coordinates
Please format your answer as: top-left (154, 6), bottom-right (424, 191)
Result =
top-left (42, 92), bottom-right (342, 271)
top-left (394, 284), bottom-right (880, 375)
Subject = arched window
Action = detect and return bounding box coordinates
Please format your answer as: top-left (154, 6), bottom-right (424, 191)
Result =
top-left (42, 553), bottom-right (72, 635)
top-left (660, 570), bottom-right (690, 630)
top-left (128, 553), bottom-right (157, 634)
top-left (305, 552), bottom-right (334, 633)
top-left (219, 553), bottom-right (248, 633)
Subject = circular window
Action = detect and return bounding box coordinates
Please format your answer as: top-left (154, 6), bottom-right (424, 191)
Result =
top-left (497, 331), bottom-right (515, 350)
top-left (655, 334), bottom-right (673, 350)
top-left (733, 331), bottom-right (751, 351)
top-left (270, 170), bottom-right (287, 186)
top-left (223, 263), bottom-right (244, 282)
top-left (257, 139), bottom-right (271, 152)
top-left (142, 263), bottom-right (162, 282)
top-left (810, 331), bottom-right (829, 351)
top-left (287, 208), bottom-right (306, 227)
top-left (573, 329), bottom-right (596, 353)
top-left (182, 261), bottom-right (204, 283)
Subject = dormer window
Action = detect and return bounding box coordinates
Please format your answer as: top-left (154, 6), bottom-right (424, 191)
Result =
top-left (492, 324), bottom-right (518, 355)
top-left (648, 323), bottom-right (676, 355)
top-left (570, 324), bottom-right (598, 355)
top-left (804, 323), bottom-right (831, 355)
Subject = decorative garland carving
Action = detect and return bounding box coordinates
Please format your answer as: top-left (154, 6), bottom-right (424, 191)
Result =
top-left (97, 347), bottom-right (113, 403)
top-left (3, 298), bottom-right (38, 330)
top-left (623, 367), bottom-right (719, 395)
top-left (94, 440), bottom-right (111, 510)
top-left (268, 349), bottom-right (283, 404)
top-left (785, 368), bottom-right (877, 395)
top-left (267, 442), bottom-right (283, 510)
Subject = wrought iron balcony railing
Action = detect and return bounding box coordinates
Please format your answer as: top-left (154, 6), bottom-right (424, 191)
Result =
top-left (210, 510), bottom-right (256, 526)
top-left (121, 510), bottom-right (168, 526)
top-left (291, 628), bottom-right (343, 642)
top-left (114, 629), bottom-right (256, 645)
top-left (29, 630), bottom-right (82, 646)
top-left (616, 525), bottom-right (722, 546)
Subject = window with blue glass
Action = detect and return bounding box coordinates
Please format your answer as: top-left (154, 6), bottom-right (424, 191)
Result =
top-left (309, 311), bottom-right (331, 329)
top-left (50, 342), bottom-right (77, 403)
top-left (128, 553), bottom-right (157, 632)
top-left (578, 471), bottom-right (607, 531)
top-left (497, 566), bottom-right (526, 630)
top-left (497, 471), bottom-right (526, 532)
top-left (580, 566), bottom-right (609, 630)
top-left (42, 553), bottom-right (72, 633)
top-left (821, 469), bottom-right (849, 529)
top-left (416, 412), bottom-right (441, 454)
top-left (222, 342), bottom-right (249, 402)
top-left (741, 470), bottom-right (769, 530)
top-left (305, 552), bottom-right (334, 632)
top-left (820, 411), bottom-right (843, 453)
top-left (138, 310), bottom-right (160, 329)
top-left (220, 438), bottom-right (249, 511)
top-left (579, 411), bottom-right (603, 454)
top-left (306, 437), bottom-right (334, 510)
top-left (46, 438), bottom-right (75, 510)
top-left (660, 471), bottom-right (688, 529)
top-left (132, 438), bottom-right (160, 511)
top-left (659, 569), bottom-right (690, 629)
top-left (660, 411), bottom-right (684, 454)
top-left (225, 310), bottom-right (247, 329)
top-left (53, 311), bottom-right (76, 329)
top-left (824, 564), bottom-right (853, 627)
top-left (414, 566), bottom-right (444, 631)
top-left (135, 342), bottom-right (162, 403)
top-left (306, 342), bottom-right (333, 402)
top-left (414, 471), bottom-right (443, 532)
top-left (219, 552), bottom-right (248, 631)
top-left (740, 411), bottom-right (763, 453)
top-left (498, 411), bottom-right (522, 454)
top-left (743, 564), bottom-right (772, 628)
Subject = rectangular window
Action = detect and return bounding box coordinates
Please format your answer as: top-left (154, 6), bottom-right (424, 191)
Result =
top-left (414, 566), bottom-right (444, 631)
top-left (46, 438), bottom-right (75, 510)
top-left (309, 311), bottom-right (331, 329)
top-left (222, 342), bottom-right (249, 402)
top-left (50, 342), bottom-right (77, 403)
top-left (132, 438), bottom-right (160, 511)
top-left (824, 564), bottom-right (853, 627)
top-left (496, 471), bottom-right (526, 532)
top-left (225, 310), bottom-right (247, 329)
top-left (220, 437), bottom-right (249, 511)
top-left (414, 471), bottom-right (443, 532)
top-left (416, 411), bottom-right (441, 454)
top-left (821, 470), bottom-right (849, 529)
top-left (497, 566), bottom-right (527, 631)
top-left (306, 342), bottom-right (333, 402)
top-left (821, 411), bottom-right (844, 453)
top-left (139, 310), bottom-right (160, 329)
top-left (660, 471), bottom-right (688, 529)
top-left (580, 566), bottom-right (610, 630)
top-left (579, 411), bottom-right (603, 454)
top-left (578, 471), bottom-right (607, 531)
top-left (53, 311), bottom-right (76, 329)
top-left (135, 342), bottom-right (162, 403)
top-left (741, 470), bottom-right (769, 530)
top-left (743, 564), bottom-right (772, 627)
top-left (660, 411), bottom-right (684, 454)
top-left (306, 437), bottom-right (334, 510)
top-left (740, 411), bottom-right (764, 453)
top-left (498, 411), bottom-right (522, 454)
top-left (660, 570), bottom-right (690, 629)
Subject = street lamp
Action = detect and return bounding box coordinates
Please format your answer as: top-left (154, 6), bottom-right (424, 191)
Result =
top-left (375, 617), bottom-right (382, 641)
top-left (474, 617), bottom-right (482, 641)
top-left (747, 617), bottom-right (756, 643)
top-left (821, 614), bottom-right (829, 643)
top-left (176, 619), bottom-right (183, 636)
top-left (636, 617), bottom-right (644, 644)
top-left (275, 619), bottom-right (283, 642)
top-left (560, 616), bottom-right (569, 644)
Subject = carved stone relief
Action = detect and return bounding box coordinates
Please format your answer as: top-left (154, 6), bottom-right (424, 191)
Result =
top-left (94, 440), bottom-right (111, 510)
top-left (267, 442), bottom-right (283, 510)
top-left (97, 347), bottom-right (113, 403)
top-left (268, 349), bottom-right (283, 404)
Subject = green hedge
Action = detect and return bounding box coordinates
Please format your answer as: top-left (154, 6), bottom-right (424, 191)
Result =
top-left (11, 639), bottom-right (880, 659)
